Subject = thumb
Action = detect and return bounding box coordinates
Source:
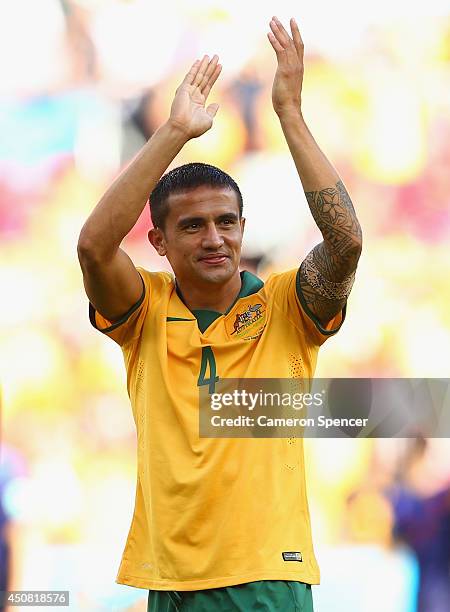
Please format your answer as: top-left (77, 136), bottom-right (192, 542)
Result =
top-left (206, 103), bottom-right (219, 118)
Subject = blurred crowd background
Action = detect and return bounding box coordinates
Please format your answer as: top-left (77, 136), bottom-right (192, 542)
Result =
top-left (1, 0), bottom-right (449, 610)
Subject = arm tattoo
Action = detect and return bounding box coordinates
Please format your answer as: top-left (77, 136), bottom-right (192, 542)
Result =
top-left (299, 181), bottom-right (362, 325)
top-left (304, 180), bottom-right (362, 280)
top-left (302, 249), bottom-right (355, 300)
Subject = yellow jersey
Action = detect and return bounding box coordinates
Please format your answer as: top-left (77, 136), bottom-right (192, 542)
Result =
top-left (89, 267), bottom-right (345, 591)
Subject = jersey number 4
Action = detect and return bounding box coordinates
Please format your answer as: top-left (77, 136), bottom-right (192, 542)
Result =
top-left (197, 346), bottom-right (219, 394)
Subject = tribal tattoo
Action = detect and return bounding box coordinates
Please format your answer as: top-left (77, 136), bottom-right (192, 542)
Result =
top-left (302, 250), bottom-right (356, 300)
top-left (299, 180), bottom-right (362, 326)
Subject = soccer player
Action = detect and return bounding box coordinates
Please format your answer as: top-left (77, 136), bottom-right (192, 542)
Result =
top-left (78, 17), bottom-right (362, 612)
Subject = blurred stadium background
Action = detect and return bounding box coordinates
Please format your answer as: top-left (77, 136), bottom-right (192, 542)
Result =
top-left (1, 0), bottom-right (449, 610)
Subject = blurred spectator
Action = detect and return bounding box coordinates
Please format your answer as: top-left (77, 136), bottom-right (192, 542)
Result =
top-left (240, 252), bottom-right (267, 276)
top-left (59, 0), bottom-right (98, 84)
top-left (388, 438), bottom-right (450, 612)
top-left (314, 487), bottom-right (419, 612)
top-left (0, 485), bottom-right (10, 612)
top-left (120, 90), bottom-right (157, 164)
top-left (228, 67), bottom-right (264, 152)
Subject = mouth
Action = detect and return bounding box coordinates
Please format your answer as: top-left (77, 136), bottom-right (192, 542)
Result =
top-left (198, 254), bottom-right (229, 266)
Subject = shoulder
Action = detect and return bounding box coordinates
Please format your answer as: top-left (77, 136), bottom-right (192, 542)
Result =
top-left (264, 267), bottom-right (346, 344)
top-left (136, 267), bottom-right (175, 295)
top-left (264, 268), bottom-right (298, 294)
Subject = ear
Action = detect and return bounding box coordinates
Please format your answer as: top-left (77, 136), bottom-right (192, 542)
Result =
top-left (148, 227), bottom-right (167, 257)
top-left (240, 217), bottom-right (246, 238)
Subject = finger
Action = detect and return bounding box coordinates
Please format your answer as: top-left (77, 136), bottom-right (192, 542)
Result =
top-left (192, 54), bottom-right (210, 87)
top-left (182, 59), bottom-right (201, 86)
top-left (270, 16), bottom-right (291, 48)
top-left (267, 32), bottom-right (284, 55)
top-left (290, 18), bottom-right (304, 59)
top-left (206, 103), bottom-right (219, 118)
top-left (200, 55), bottom-right (219, 93)
top-left (202, 63), bottom-right (222, 99)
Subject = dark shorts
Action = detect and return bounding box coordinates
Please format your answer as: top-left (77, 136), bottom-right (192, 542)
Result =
top-left (147, 580), bottom-right (314, 611)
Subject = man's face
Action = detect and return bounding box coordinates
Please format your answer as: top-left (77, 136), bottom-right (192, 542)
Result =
top-left (149, 185), bottom-right (245, 286)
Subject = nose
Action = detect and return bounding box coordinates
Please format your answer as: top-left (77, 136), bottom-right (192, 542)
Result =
top-left (201, 222), bottom-right (224, 250)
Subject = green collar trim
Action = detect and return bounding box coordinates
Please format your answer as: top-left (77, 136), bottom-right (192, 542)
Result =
top-left (177, 270), bottom-right (264, 333)
top-left (223, 270), bottom-right (264, 316)
top-left (235, 270), bottom-right (264, 303)
top-left (191, 310), bottom-right (222, 333)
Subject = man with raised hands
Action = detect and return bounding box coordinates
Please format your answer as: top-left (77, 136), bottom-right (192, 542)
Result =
top-left (78, 16), bottom-right (362, 612)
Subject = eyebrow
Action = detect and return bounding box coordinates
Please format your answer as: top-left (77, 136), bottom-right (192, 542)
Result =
top-left (177, 216), bottom-right (205, 229)
top-left (177, 213), bottom-right (239, 228)
top-left (217, 213), bottom-right (239, 222)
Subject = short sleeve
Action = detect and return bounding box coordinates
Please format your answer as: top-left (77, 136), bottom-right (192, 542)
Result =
top-left (265, 268), bottom-right (346, 346)
top-left (89, 268), bottom-right (150, 346)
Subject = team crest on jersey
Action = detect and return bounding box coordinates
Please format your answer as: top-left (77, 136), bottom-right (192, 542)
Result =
top-left (226, 299), bottom-right (267, 340)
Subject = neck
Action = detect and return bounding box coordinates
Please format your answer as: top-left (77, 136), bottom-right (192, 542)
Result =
top-left (176, 271), bottom-right (242, 313)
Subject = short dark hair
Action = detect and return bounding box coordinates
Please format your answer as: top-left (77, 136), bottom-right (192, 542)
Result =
top-left (149, 162), bottom-right (243, 230)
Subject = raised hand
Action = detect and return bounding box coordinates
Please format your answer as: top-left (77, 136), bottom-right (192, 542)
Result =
top-left (169, 55), bottom-right (222, 139)
top-left (267, 16), bottom-right (304, 117)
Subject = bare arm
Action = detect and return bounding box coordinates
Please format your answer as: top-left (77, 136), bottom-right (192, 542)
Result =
top-left (268, 17), bottom-right (362, 326)
top-left (78, 55), bottom-right (222, 321)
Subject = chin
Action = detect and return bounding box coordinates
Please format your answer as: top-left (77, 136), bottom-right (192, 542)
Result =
top-left (201, 271), bottom-right (231, 284)
top-left (198, 265), bottom-right (236, 285)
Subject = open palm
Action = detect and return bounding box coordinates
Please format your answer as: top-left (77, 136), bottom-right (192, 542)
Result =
top-left (170, 55), bottom-right (222, 139)
top-left (267, 16), bottom-right (304, 116)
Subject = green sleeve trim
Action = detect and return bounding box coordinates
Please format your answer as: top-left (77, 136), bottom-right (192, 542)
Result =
top-left (89, 272), bottom-right (146, 334)
top-left (166, 317), bottom-right (196, 322)
top-left (295, 267), bottom-right (347, 336)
